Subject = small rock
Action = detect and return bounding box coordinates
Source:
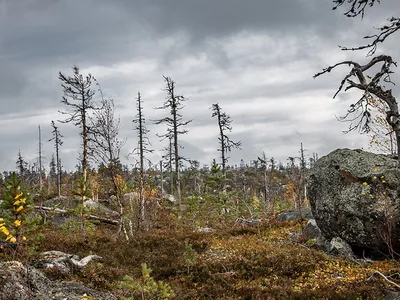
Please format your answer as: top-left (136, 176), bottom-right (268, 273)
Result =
top-left (236, 218), bottom-right (262, 226)
top-left (163, 194), bottom-right (176, 203)
top-left (301, 219), bottom-right (328, 248)
top-left (32, 251), bottom-right (103, 275)
top-left (328, 237), bottom-right (354, 258)
top-left (277, 206), bottom-right (313, 222)
top-left (385, 290), bottom-right (400, 300)
top-left (195, 227), bottom-right (216, 233)
top-left (302, 219), bottom-right (321, 240)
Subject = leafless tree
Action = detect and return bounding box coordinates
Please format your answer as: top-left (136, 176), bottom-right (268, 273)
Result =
top-left (38, 125), bottom-right (43, 190)
top-left (333, 0), bottom-right (380, 18)
top-left (49, 120), bottom-right (63, 198)
top-left (131, 92), bottom-right (153, 229)
top-left (333, 0), bottom-right (400, 56)
top-left (315, 59), bottom-right (399, 157)
top-left (315, 1), bottom-right (400, 158)
top-left (58, 66), bottom-right (100, 198)
top-left (89, 96), bottom-right (125, 190)
top-left (211, 103), bottom-right (241, 176)
top-left (154, 76), bottom-right (192, 206)
top-left (257, 152), bottom-right (269, 203)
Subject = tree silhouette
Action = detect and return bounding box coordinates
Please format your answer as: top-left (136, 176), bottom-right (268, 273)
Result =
top-left (49, 120), bottom-right (63, 198)
top-left (58, 65), bottom-right (100, 198)
top-left (154, 76), bottom-right (192, 206)
top-left (211, 103), bottom-right (241, 176)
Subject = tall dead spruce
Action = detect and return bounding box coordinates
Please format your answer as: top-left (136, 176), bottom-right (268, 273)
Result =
top-left (49, 120), bottom-right (63, 198)
top-left (58, 66), bottom-right (100, 199)
top-left (154, 76), bottom-right (192, 206)
top-left (211, 103), bottom-right (241, 177)
top-left (315, 1), bottom-right (400, 159)
top-left (132, 92), bottom-right (153, 230)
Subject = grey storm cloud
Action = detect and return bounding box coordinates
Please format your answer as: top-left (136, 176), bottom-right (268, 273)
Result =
top-left (0, 0), bottom-right (399, 172)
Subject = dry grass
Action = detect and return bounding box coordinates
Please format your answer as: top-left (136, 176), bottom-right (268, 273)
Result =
top-left (11, 215), bottom-right (398, 300)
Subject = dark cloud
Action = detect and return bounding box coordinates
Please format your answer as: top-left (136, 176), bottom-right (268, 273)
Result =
top-left (0, 0), bottom-right (399, 171)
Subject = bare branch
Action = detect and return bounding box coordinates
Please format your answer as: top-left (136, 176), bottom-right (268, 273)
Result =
top-left (367, 270), bottom-right (400, 289)
top-left (341, 17), bottom-right (400, 55)
top-left (333, 0), bottom-right (380, 18)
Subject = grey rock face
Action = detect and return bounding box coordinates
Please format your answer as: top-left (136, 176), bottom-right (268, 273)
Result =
top-left (0, 260), bottom-right (116, 300)
top-left (308, 148), bottom-right (400, 254)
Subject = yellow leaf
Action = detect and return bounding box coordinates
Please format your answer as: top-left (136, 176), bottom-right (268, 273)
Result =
top-left (1, 226), bottom-right (9, 236)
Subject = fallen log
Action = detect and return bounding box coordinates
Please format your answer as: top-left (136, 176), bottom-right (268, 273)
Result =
top-left (34, 206), bottom-right (120, 226)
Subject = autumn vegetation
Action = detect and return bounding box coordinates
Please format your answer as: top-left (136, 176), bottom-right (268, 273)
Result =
top-left (1, 152), bottom-right (400, 299)
top-left (2, 0), bottom-right (400, 299)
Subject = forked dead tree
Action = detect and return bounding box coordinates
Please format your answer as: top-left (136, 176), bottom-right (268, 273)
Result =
top-left (326, 0), bottom-right (400, 159)
top-left (49, 120), bottom-right (63, 198)
top-left (314, 55), bottom-right (400, 158)
top-left (132, 92), bottom-right (153, 230)
top-left (154, 76), bottom-right (192, 206)
top-left (211, 103), bottom-right (241, 176)
top-left (58, 66), bottom-right (100, 198)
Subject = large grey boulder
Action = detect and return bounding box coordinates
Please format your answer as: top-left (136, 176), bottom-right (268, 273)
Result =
top-left (308, 148), bottom-right (400, 254)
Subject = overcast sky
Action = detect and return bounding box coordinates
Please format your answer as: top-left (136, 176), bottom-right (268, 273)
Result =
top-left (0, 0), bottom-right (399, 172)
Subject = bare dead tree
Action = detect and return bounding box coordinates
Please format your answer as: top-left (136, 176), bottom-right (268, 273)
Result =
top-left (333, 0), bottom-right (380, 18)
top-left (299, 142), bottom-right (306, 171)
top-left (154, 76), bottom-right (192, 206)
top-left (160, 135), bottom-right (174, 195)
top-left (88, 96), bottom-right (125, 188)
top-left (314, 55), bottom-right (400, 158)
top-left (333, 0), bottom-right (400, 56)
top-left (37, 125), bottom-right (43, 190)
top-left (49, 120), bottom-right (63, 198)
top-left (257, 152), bottom-right (269, 203)
top-left (58, 66), bottom-right (100, 199)
top-left (211, 103), bottom-right (241, 177)
top-left (87, 88), bottom-right (130, 236)
top-left (131, 92), bottom-right (153, 230)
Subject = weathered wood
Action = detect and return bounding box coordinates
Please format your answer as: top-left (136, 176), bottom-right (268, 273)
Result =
top-left (34, 206), bottom-right (120, 225)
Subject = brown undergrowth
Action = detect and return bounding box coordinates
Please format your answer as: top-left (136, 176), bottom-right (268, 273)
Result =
top-left (14, 215), bottom-right (399, 300)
